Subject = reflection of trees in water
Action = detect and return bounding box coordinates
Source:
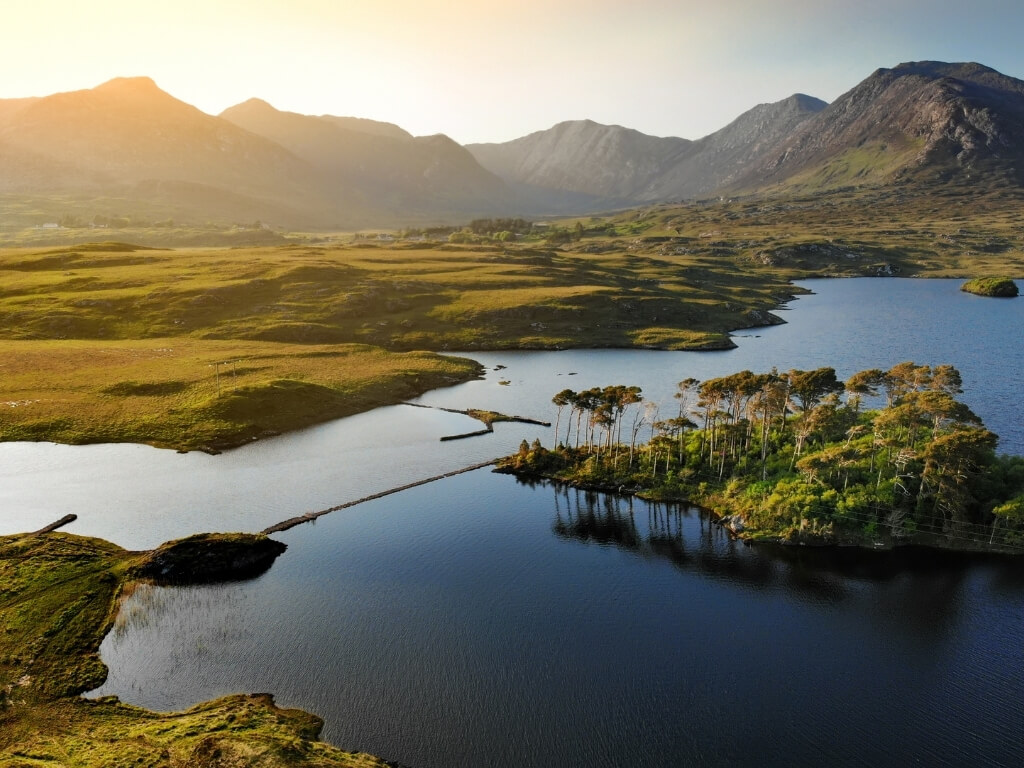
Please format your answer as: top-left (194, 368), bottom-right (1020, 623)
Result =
top-left (550, 483), bottom-right (728, 573)
top-left (553, 489), bottom-right (640, 549)
top-left (533, 478), bottom-right (1016, 631)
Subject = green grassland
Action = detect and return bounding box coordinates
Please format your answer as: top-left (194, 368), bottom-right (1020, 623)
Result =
top-left (2, 184), bottom-right (1022, 452)
top-left (0, 337), bottom-right (480, 451)
top-left (0, 240), bottom-right (796, 351)
top-left (0, 531), bottom-right (394, 767)
top-left (0, 239), bottom-right (799, 449)
top-left (584, 184), bottom-right (1024, 279)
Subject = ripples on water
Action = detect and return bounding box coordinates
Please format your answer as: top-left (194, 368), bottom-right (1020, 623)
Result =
top-left (92, 471), bottom-right (1024, 768)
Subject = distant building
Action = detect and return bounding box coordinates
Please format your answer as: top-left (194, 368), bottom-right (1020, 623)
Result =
top-left (40, 222), bottom-right (61, 229)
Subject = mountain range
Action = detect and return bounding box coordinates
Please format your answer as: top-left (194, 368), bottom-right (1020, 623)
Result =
top-left (2, 61), bottom-right (1023, 229)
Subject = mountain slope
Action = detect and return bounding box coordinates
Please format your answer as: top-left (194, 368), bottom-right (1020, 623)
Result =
top-left (319, 114), bottom-right (411, 139)
top-left (641, 93), bottom-right (826, 199)
top-left (0, 78), bottom-right (350, 226)
top-left (220, 98), bottom-right (515, 216)
top-left (5, 62), bottom-right (1024, 231)
top-left (0, 97), bottom-right (38, 127)
top-left (737, 61), bottom-right (1024, 191)
top-left (1, 78), bottom-right (314, 191)
top-left (467, 95), bottom-right (825, 208)
top-left (468, 120), bottom-right (694, 205)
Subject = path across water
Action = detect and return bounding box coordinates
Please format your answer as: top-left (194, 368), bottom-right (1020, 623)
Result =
top-left (260, 460), bottom-right (500, 534)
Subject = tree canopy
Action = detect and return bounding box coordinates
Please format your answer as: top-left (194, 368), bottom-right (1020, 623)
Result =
top-left (501, 362), bottom-right (1024, 553)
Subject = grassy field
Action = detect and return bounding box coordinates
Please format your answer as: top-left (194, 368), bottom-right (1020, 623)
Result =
top-left (0, 338), bottom-right (479, 451)
top-left (0, 531), bottom-right (394, 767)
top-left (0, 240), bottom-right (797, 351)
top-left (2, 185), bottom-right (1022, 451)
top-left (0, 239), bottom-right (797, 449)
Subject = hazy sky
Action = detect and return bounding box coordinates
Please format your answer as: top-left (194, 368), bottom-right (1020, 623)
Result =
top-left (3, 0), bottom-right (1023, 144)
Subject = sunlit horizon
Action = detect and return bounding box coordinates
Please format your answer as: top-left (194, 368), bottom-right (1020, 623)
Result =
top-left (3, 0), bottom-right (1024, 144)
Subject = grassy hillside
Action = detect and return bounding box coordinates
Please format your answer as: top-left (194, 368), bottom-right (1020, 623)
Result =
top-left (583, 184), bottom-right (1024, 279)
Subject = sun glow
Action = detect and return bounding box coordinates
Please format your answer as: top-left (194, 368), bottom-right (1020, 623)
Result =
top-left (2, 0), bottom-right (1024, 143)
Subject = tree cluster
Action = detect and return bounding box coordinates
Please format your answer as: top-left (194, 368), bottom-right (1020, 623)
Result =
top-left (466, 218), bottom-right (532, 236)
top-left (503, 363), bottom-right (1024, 550)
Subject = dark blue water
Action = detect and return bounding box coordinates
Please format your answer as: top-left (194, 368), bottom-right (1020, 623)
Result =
top-left (25, 276), bottom-right (1024, 766)
top-left (94, 471), bottom-right (1024, 767)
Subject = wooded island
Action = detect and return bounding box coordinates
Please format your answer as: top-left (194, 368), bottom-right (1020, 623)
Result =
top-left (498, 363), bottom-right (1024, 552)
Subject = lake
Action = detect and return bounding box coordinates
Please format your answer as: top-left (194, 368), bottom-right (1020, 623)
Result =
top-left (5, 278), bottom-right (1024, 766)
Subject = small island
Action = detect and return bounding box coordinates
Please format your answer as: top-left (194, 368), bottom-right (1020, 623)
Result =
top-left (960, 277), bottom-right (1019, 297)
top-left (497, 363), bottom-right (1024, 553)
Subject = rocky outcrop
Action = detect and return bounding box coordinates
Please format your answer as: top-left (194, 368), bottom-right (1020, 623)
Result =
top-left (133, 533), bottom-right (286, 584)
top-left (961, 277), bottom-right (1019, 297)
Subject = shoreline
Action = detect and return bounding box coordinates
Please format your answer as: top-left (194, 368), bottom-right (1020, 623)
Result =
top-left (496, 466), bottom-right (1024, 558)
top-left (0, 530), bottom-right (398, 766)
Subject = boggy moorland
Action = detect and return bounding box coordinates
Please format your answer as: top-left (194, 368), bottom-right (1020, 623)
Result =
top-left (2, 185), bottom-right (1024, 452)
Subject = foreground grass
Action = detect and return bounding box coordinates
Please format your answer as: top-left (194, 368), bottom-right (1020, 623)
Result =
top-left (0, 338), bottom-right (480, 451)
top-left (0, 532), bottom-right (394, 767)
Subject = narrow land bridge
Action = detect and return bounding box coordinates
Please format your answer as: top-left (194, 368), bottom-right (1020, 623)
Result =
top-left (261, 459), bottom-right (501, 534)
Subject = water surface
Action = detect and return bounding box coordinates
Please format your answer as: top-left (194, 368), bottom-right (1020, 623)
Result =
top-left (93, 471), bottom-right (1024, 767)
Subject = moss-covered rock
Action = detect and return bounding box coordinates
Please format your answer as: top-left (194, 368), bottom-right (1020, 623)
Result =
top-left (961, 277), bottom-right (1019, 297)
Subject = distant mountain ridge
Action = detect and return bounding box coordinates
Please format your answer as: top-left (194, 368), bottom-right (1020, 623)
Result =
top-left (3, 61), bottom-right (1024, 229)
top-left (0, 77), bottom-right (342, 226)
top-left (466, 94), bottom-right (827, 204)
top-left (219, 98), bottom-right (515, 217)
top-left (468, 120), bottom-right (694, 205)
